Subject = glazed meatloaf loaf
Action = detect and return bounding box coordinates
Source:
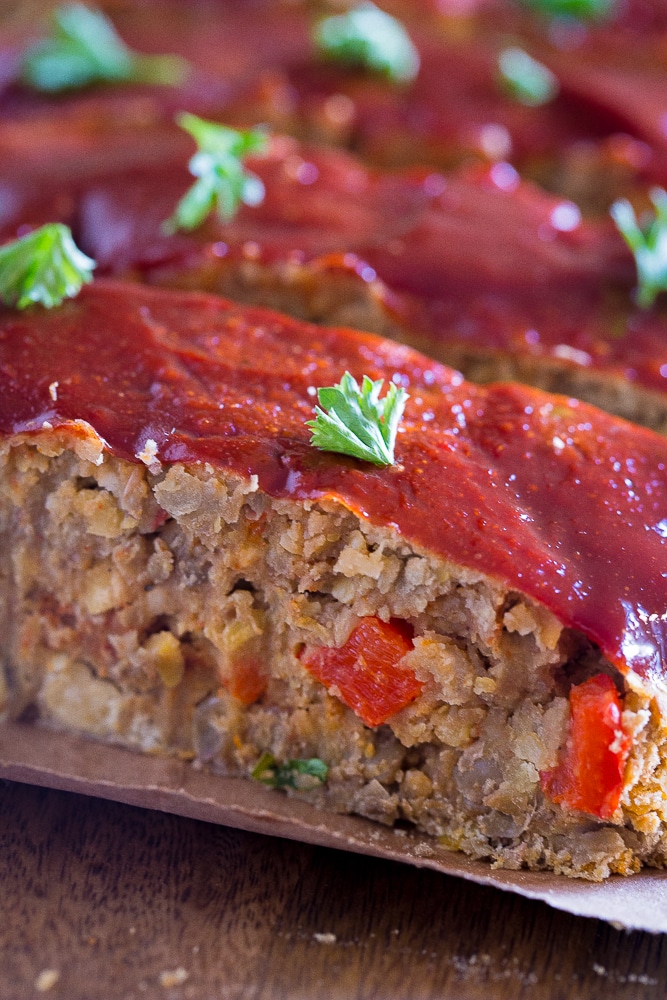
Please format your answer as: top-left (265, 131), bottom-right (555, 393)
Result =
top-left (4, 2), bottom-right (667, 436)
top-left (1, 280), bottom-right (667, 880)
top-left (5, 117), bottom-right (667, 435)
top-left (4, 0), bottom-right (665, 201)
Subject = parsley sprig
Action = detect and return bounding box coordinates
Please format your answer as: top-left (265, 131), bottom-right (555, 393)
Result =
top-left (22, 3), bottom-right (189, 93)
top-left (498, 47), bottom-right (559, 106)
top-left (164, 114), bottom-right (268, 233)
top-left (519, 0), bottom-right (615, 19)
top-left (251, 752), bottom-right (329, 790)
top-left (314, 2), bottom-right (420, 84)
top-left (307, 372), bottom-right (408, 467)
top-left (0, 224), bottom-right (95, 309)
top-left (611, 188), bottom-right (667, 309)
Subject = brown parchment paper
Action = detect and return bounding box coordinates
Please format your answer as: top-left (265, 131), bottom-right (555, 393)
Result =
top-left (2, 721), bottom-right (667, 933)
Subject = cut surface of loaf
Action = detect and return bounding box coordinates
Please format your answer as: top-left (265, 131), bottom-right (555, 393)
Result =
top-left (1, 281), bottom-right (667, 880)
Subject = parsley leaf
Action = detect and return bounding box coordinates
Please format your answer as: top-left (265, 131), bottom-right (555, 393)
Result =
top-left (0, 223), bottom-right (95, 310)
top-left (307, 371), bottom-right (409, 467)
top-left (22, 3), bottom-right (189, 93)
top-left (611, 188), bottom-right (667, 309)
top-left (519, 0), bottom-right (615, 20)
top-left (251, 752), bottom-right (329, 790)
top-left (498, 47), bottom-right (559, 106)
top-left (164, 114), bottom-right (269, 233)
top-left (314, 2), bottom-right (420, 84)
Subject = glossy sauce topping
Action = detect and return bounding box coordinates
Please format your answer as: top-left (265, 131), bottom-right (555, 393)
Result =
top-left (1, 281), bottom-right (665, 683)
top-left (2, 115), bottom-right (666, 397)
top-left (4, 0), bottom-right (667, 185)
top-left (0, 0), bottom-right (310, 111)
top-left (44, 135), bottom-right (667, 399)
top-left (227, 6), bottom-right (667, 185)
top-left (2, 0), bottom-right (667, 400)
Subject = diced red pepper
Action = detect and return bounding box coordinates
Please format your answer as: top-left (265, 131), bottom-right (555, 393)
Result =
top-left (541, 673), bottom-right (632, 820)
top-left (226, 656), bottom-right (267, 705)
top-left (301, 616), bottom-right (421, 727)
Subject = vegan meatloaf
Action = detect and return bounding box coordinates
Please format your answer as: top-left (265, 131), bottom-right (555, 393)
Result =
top-left (73, 136), bottom-right (667, 435)
top-left (5, 113), bottom-right (667, 435)
top-left (1, 280), bottom-right (667, 880)
top-left (4, 1), bottom-right (667, 434)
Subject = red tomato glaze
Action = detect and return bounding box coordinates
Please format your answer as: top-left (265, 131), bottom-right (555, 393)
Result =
top-left (10, 127), bottom-right (662, 399)
top-left (70, 141), bottom-right (667, 400)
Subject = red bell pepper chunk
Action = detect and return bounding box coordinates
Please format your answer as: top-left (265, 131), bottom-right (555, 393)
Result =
top-left (541, 673), bottom-right (631, 820)
top-left (226, 656), bottom-right (267, 705)
top-left (301, 616), bottom-right (421, 727)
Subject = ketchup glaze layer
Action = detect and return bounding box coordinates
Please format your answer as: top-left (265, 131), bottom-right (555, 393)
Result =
top-left (51, 136), bottom-right (667, 399)
top-left (1, 281), bottom-right (665, 685)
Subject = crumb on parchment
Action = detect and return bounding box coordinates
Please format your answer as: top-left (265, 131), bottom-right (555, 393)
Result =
top-left (159, 967), bottom-right (189, 988)
top-left (35, 969), bottom-right (60, 992)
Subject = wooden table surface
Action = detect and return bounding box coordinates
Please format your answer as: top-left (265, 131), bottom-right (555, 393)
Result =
top-left (2, 779), bottom-right (667, 1000)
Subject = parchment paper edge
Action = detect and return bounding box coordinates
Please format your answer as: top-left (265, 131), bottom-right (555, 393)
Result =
top-left (2, 721), bottom-right (667, 933)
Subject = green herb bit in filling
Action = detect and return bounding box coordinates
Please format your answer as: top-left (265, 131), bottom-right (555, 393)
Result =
top-left (164, 114), bottom-right (269, 234)
top-left (498, 47), bottom-right (559, 106)
top-left (0, 223), bottom-right (95, 310)
top-left (307, 371), bottom-right (409, 467)
top-left (314, 2), bottom-right (420, 84)
top-left (22, 2), bottom-right (189, 93)
top-left (611, 188), bottom-right (667, 310)
top-left (251, 752), bottom-right (329, 791)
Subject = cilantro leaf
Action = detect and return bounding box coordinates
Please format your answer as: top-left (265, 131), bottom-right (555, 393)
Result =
top-left (0, 224), bottom-right (95, 310)
top-left (519, 0), bottom-right (615, 20)
top-left (164, 114), bottom-right (269, 233)
top-left (611, 188), bottom-right (667, 309)
top-left (307, 371), bottom-right (409, 466)
top-left (251, 752), bottom-right (329, 790)
top-left (498, 47), bottom-right (559, 106)
top-left (22, 3), bottom-right (189, 93)
top-left (314, 2), bottom-right (420, 84)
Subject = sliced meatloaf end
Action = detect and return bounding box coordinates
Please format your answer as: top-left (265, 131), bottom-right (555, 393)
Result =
top-left (1, 281), bottom-right (666, 880)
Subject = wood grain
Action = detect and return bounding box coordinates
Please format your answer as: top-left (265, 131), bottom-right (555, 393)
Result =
top-left (2, 779), bottom-right (667, 1000)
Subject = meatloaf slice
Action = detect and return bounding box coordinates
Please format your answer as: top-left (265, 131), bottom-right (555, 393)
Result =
top-left (1, 281), bottom-right (667, 880)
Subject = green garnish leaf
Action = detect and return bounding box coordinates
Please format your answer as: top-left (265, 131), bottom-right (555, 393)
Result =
top-left (314, 2), bottom-right (420, 84)
top-left (611, 188), bottom-right (667, 309)
top-left (498, 47), bottom-right (559, 106)
top-left (307, 371), bottom-right (409, 467)
top-left (519, 0), bottom-right (615, 20)
top-left (251, 752), bottom-right (329, 790)
top-left (0, 223), bottom-right (95, 309)
top-left (164, 114), bottom-right (269, 233)
top-left (22, 3), bottom-right (189, 93)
